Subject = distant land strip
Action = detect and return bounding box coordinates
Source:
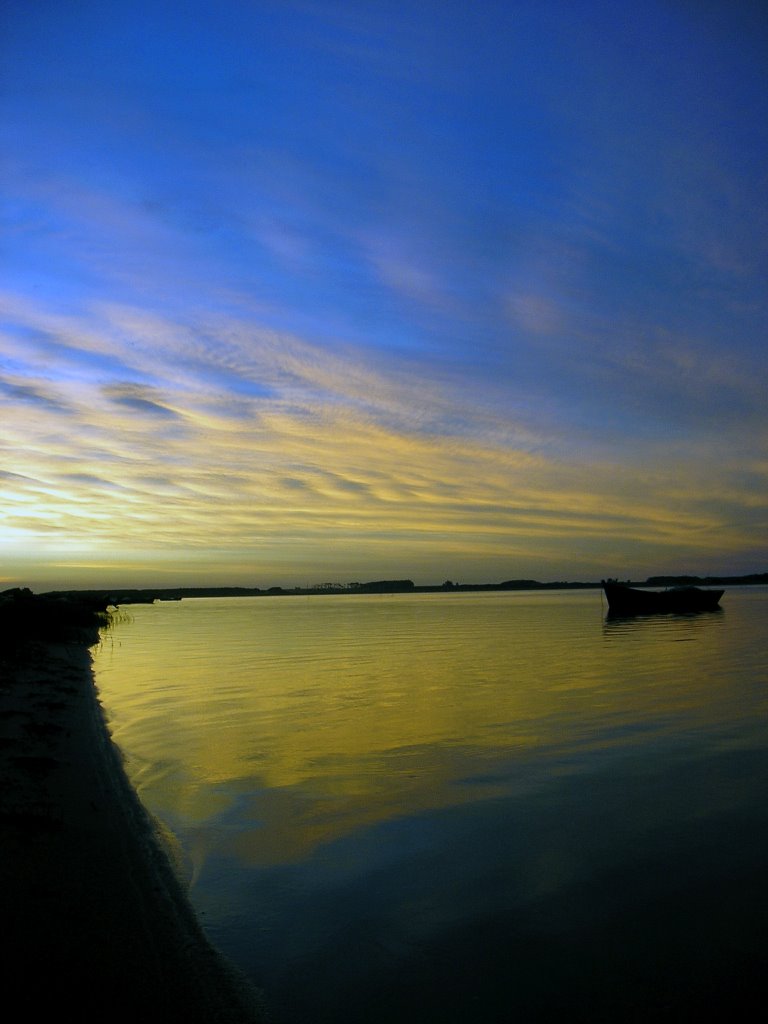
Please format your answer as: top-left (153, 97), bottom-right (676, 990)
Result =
top-left (3, 572), bottom-right (764, 610)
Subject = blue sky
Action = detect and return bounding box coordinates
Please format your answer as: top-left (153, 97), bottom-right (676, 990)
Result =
top-left (2, 0), bottom-right (767, 588)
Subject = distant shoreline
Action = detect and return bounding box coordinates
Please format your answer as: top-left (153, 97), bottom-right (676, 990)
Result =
top-left (21, 571), bottom-right (768, 609)
top-left (2, 575), bottom-right (766, 632)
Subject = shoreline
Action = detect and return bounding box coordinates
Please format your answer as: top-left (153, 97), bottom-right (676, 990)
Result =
top-left (35, 570), bottom-right (768, 605)
top-left (1, 628), bottom-right (264, 1022)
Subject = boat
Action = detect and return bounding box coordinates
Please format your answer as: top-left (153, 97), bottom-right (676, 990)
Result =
top-left (602, 581), bottom-right (724, 616)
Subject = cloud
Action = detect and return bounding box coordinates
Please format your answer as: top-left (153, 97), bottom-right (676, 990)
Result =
top-left (505, 291), bottom-right (567, 338)
top-left (0, 375), bottom-right (73, 414)
top-left (363, 230), bottom-right (455, 313)
top-left (102, 383), bottom-right (182, 420)
top-left (57, 472), bottom-right (130, 490)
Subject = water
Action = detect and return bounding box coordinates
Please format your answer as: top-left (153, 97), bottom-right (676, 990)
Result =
top-left (93, 588), bottom-right (768, 1022)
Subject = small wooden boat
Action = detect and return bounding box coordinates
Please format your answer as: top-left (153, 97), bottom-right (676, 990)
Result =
top-left (602, 581), bottom-right (723, 616)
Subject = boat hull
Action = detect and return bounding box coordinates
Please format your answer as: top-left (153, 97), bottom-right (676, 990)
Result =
top-left (603, 582), bottom-right (723, 616)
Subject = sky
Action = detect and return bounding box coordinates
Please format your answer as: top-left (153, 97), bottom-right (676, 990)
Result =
top-left (2, 0), bottom-right (767, 590)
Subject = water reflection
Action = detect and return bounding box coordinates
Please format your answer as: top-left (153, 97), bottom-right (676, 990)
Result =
top-left (604, 606), bottom-right (724, 632)
top-left (94, 590), bottom-right (763, 866)
top-left (94, 589), bottom-right (768, 1022)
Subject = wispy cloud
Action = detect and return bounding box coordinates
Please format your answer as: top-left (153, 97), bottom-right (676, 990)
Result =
top-left (2, 295), bottom-right (765, 584)
top-left (102, 383), bottom-right (182, 420)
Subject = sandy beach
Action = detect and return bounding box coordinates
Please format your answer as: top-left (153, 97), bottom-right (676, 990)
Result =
top-left (0, 599), bottom-right (264, 1022)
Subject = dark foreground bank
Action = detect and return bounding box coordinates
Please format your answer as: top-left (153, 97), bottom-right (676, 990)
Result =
top-left (0, 590), bottom-right (264, 1022)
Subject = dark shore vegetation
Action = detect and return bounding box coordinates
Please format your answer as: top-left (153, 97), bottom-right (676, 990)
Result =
top-left (0, 586), bottom-right (112, 656)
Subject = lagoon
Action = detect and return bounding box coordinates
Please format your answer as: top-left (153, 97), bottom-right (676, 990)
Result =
top-left (92, 588), bottom-right (768, 1022)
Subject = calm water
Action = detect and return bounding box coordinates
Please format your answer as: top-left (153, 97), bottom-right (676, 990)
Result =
top-left (93, 589), bottom-right (768, 1022)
